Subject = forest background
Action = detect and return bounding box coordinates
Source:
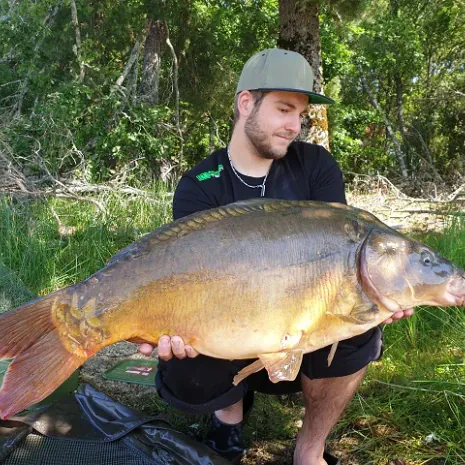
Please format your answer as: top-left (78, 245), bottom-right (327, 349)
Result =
top-left (0, 1), bottom-right (465, 465)
top-left (1, 0), bottom-right (464, 192)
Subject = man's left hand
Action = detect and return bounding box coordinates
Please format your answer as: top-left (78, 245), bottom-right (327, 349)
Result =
top-left (382, 308), bottom-right (414, 325)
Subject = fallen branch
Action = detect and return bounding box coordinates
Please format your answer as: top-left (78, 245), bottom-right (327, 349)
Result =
top-left (53, 181), bottom-right (170, 203)
top-left (384, 197), bottom-right (465, 204)
top-left (391, 210), bottom-right (454, 215)
top-left (0, 189), bottom-right (106, 213)
top-left (449, 183), bottom-right (465, 202)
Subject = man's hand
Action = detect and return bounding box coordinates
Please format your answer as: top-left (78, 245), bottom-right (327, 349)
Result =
top-left (138, 336), bottom-right (199, 361)
top-left (382, 308), bottom-right (414, 325)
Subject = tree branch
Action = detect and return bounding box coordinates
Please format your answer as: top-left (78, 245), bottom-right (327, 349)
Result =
top-left (13, 3), bottom-right (62, 117)
top-left (70, 0), bottom-right (85, 83)
top-left (116, 40), bottom-right (141, 87)
top-left (166, 36), bottom-right (184, 169)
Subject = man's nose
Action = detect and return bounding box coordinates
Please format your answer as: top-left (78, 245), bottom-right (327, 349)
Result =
top-left (285, 114), bottom-right (302, 135)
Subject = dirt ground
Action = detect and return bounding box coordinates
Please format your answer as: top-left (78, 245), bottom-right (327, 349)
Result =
top-left (79, 179), bottom-right (465, 465)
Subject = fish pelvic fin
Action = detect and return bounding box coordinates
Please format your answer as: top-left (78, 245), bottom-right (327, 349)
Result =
top-left (233, 351), bottom-right (304, 386)
top-left (233, 359), bottom-right (264, 386)
top-left (258, 351), bottom-right (304, 383)
top-left (327, 342), bottom-right (339, 367)
top-left (0, 328), bottom-right (87, 419)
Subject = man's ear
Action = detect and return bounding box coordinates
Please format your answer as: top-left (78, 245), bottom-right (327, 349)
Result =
top-left (237, 91), bottom-right (255, 118)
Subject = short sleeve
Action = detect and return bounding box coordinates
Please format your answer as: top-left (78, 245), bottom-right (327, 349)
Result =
top-left (172, 176), bottom-right (218, 220)
top-left (308, 147), bottom-right (346, 204)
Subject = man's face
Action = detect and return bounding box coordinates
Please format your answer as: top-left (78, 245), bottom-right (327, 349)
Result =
top-left (244, 91), bottom-right (309, 160)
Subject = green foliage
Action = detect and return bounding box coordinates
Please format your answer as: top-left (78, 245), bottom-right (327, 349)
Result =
top-left (0, 0), bottom-right (279, 183)
top-left (327, 0), bottom-right (465, 179)
top-left (0, 191), bottom-right (172, 296)
top-left (0, 0), bottom-right (464, 183)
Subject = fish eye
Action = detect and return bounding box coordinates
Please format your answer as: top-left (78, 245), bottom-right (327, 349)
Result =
top-left (421, 251), bottom-right (433, 266)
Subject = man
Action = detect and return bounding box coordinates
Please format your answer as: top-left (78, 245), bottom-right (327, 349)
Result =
top-left (140, 49), bottom-right (413, 465)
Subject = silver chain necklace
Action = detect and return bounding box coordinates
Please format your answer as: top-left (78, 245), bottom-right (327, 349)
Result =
top-left (227, 146), bottom-right (272, 197)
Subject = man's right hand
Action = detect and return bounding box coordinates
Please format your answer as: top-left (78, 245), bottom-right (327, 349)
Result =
top-left (138, 335), bottom-right (199, 361)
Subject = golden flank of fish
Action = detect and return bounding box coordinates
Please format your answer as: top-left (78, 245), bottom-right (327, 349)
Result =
top-left (0, 199), bottom-right (464, 419)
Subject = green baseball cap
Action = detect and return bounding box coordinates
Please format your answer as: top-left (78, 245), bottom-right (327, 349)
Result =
top-left (236, 48), bottom-right (334, 104)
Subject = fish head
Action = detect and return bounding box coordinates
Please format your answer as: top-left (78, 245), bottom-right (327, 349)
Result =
top-left (359, 228), bottom-right (465, 311)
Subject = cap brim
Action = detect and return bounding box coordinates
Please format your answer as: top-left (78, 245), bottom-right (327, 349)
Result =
top-left (238, 87), bottom-right (335, 104)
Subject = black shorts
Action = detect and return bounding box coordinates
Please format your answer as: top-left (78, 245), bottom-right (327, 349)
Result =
top-left (155, 327), bottom-right (383, 414)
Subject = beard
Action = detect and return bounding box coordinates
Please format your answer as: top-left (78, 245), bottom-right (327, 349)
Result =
top-left (244, 109), bottom-right (293, 160)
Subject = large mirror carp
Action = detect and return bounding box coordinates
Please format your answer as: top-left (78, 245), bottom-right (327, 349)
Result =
top-left (0, 199), bottom-right (464, 419)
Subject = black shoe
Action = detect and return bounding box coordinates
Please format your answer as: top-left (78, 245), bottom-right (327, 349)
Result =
top-left (204, 413), bottom-right (245, 464)
top-left (323, 450), bottom-right (341, 465)
top-left (204, 391), bottom-right (254, 464)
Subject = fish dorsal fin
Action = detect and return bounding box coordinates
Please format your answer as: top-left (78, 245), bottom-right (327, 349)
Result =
top-left (107, 198), bottom-right (373, 265)
top-left (107, 199), bottom-right (305, 265)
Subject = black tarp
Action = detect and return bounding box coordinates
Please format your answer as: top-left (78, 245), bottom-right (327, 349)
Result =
top-left (0, 384), bottom-right (231, 465)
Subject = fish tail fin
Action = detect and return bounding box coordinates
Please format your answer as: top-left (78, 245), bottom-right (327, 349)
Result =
top-left (0, 295), bottom-right (57, 359)
top-left (0, 294), bottom-right (87, 419)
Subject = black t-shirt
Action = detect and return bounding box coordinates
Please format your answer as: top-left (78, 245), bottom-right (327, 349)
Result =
top-left (173, 141), bottom-right (346, 220)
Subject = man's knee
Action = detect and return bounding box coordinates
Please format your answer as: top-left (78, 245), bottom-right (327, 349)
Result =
top-left (155, 355), bottom-right (249, 413)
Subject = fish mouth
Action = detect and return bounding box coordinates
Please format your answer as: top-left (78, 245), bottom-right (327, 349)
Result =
top-left (437, 289), bottom-right (465, 307)
top-left (438, 274), bottom-right (465, 307)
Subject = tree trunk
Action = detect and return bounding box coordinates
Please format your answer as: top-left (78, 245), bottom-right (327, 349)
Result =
top-left (394, 72), bottom-right (408, 146)
top-left (165, 36), bottom-right (183, 170)
top-left (278, 0), bottom-right (330, 150)
top-left (138, 20), bottom-right (168, 106)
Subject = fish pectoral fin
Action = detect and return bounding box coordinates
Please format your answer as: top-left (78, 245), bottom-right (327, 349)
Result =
top-left (233, 359), bottom-right (264, 386)
top-left (329, 303), bottom-right (379, 325)
top-left (260, 350), bottom-right (304, 383)
top-left (327, 342), bottom-right (339, 367)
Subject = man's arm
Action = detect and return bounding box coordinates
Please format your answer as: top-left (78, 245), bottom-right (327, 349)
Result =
top-left (306, 146), bottom-right (347, 204)
top-left (173, 176), bottom-right (218, 220)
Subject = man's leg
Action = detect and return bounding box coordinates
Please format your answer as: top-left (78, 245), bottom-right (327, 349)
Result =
top-left (294, 367), bottom-right (366, 465)
top-left (215, 399), bottom-right (243, 423)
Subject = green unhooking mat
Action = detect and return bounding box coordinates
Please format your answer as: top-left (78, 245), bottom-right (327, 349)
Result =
top-left (0, 384), bottom-right (231, 465)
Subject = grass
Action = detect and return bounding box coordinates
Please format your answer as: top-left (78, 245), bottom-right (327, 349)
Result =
top-left (0, 186), bottom-right (173, 299)
top-left (0, 195), bottom-right (464, 464)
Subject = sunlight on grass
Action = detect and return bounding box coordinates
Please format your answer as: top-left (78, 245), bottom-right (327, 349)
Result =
top-left (0, 184), bottom-right (173, 296)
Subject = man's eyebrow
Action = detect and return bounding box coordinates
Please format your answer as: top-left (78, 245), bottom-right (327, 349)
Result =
top-left (276, 100), bottom-right (296, 109)
top-left (276, 100), bottom-right (309, 115)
